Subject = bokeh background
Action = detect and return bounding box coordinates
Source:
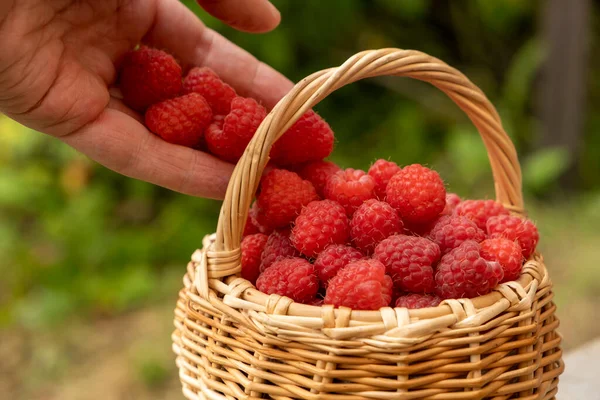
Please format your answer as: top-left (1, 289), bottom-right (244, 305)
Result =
top-left (1, 1), bottom-right (599, 399)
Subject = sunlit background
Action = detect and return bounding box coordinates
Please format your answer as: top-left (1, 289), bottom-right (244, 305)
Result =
top-left (1, 1), bottom-right (599, 399)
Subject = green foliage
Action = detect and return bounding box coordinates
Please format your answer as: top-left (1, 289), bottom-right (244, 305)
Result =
top-left (523, 148), bottom-right (571, 196)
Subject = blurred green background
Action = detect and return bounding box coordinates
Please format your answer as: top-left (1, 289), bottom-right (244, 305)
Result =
top-left (1, 1), bottom-right (599, 399)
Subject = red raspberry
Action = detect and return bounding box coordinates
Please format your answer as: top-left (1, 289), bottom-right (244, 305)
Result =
top-left (260, 230), bottom-right (300, 272)
top-left (255, 169), bottom-right (318, 229)
top-left (435, 240), bottom-right (504, 299)
top-left (350, 199), bottom-right (403, 254)
top-left (428, 215), bottom-right (486, 254)
top-left (145, 93), bottom-right (212, 147)
top-left (298, 161), bottom-right (341, 197)
top-left (291, 200), bottom-right (350, 257)
top-left (205, 97), bottom-right (267, 163)
top-left (313, 244), bottom-right (364, 287)
top-left (324, 259), bottom-right (393, 310)
top-left (486, 215), bottom-right (539, 258)
top-left (442, 193), bottom-right (461, 215)
top-left (246, 202), bottom-right (272, 235)
top-left (324, 169), bottom-right (376, 216)
top-left (368, 159), bottom-right (401, 200)
top-left (183, 67), bottom-right (236, 115)
top-left (395, 294), bottom-right (441, 309)
top-left (386, 164), bottom-right (446, 224)
top-left (241, 233), bottom-right (268, 284)
top-left (119, 46), bottom-right (182, 111)
top-left (404, 218), bottom-right (440, 238)
top-left (270, 110), bottom-right (334, 166)
top-left (455, 199), bottom-right (509, 230)
top-left (480, 238), bottom-right (523, 282)
top-left (256, 258), bottom-right (318, 304)
top-left (374, 235), bottom-right (440, 293)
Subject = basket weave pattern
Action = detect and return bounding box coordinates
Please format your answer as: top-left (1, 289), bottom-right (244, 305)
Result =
top-left (172, 49), bottom-right (564, 399)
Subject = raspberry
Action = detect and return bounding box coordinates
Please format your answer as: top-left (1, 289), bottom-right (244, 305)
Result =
top-left (246, 202), bottom-right (272, 235)
top-left (205, 97), bottom-right (267, 163)
top-left (324, 169), bottom-right (376, 216)
top-left (386, 164), bottom-right (446, 224)
top-left (183, 67), bottom-right (236, 115)
top-left (455, 199), bottom-right (509, 230)
top-left (260, 230), bottom-right (300, 272)
top-left (256, 258), bottom-right (318, 304)
top-left (368, 159), bottom-right (401, 200)
top-left (119, 46), bottom-right (182, 111)
top-left (480, 238), bottom-right (523, 282)
top-left (270, 110), bottom-right (334, 165)
top-left (298, 161), bottom-right (341, 197)
top-left (428, 215), bottom-right (486, 254)
top-left (291, 200), bottom-right (350, 258)
top-left (350, 199), bottom-right (403, 254)
top-left (373, 235), bottom-right (440, 293)
top-left (442, 193), bottom-right (461, 215)
top-left (241, 233), bottom-right (268, 284)
top-left (404, 218), bottom-right (440, 238)
top-left (256, 169), bottom-right (318, 229)
top-left (145, 93), bottom-right (212, 147)
top-left (395, 294), bottom-right (441, 309)
top-left (313, 244), bottom-right (364, 287)
top-left (486, 215), bottom-right (539, 258)
top-left (324, 259), bottom-right (393, 310)
top-left (435, 240), bottom-right (504, 299)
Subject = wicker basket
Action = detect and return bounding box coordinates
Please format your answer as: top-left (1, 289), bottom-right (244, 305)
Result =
top-left (172, 48), bottom-right (564, 400)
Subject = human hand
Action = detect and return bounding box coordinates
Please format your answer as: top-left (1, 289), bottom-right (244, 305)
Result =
top-left (0, 0), bottom-right (293, 199)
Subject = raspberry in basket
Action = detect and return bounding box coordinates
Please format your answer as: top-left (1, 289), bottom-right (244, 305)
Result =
top-left (373, 235), bottom-right (440, 293)
top-left (205, 96), bottom-right (267, 163)
top-left (256, 169), bottom-right (318, 230)
top-left (324, 259), bottom-right (393, 310)
top-left (385, 164), bottom-right (446, 224)
top-left (486, 215), bottom-right (539, 258)
top-left (119, 46), bottom-right (182, 111)
top-left (480, 238), bottom-right (524, 282)
top-left (145, 93), bottom-right (212, 147)
top-left (270, 110), bottom-right (334, 166)
top-left (183, 67), bottom-right (236, 115)
top-left (260, 230), bottom-right (300, 272)
top-left (395, 293), bottom-right (441, 309)
top-left (455, 199), bottom-right (509, 230)
top-left (313, 244), bottom-right (364, 287)
top-left (256, 258), bottom-right (319, 304)
top-left (291, 200), bottom-right (350, 257)
top-left (324, 168), bottom-right (376, 216)
top-left (435, 240), bottom-right (504, 299)
top-left (241, 233), bottom-right (268, 284)
top-left (350, 199), bottom-right (403, 254)
top-left (368, 159), bottom-right (401, 200)
top-left (428, 215), bottom-right (486, 254)
top-left (442, 193), bottom-right (461, 215)
top-left (298, 160), bottom-right (341, 197)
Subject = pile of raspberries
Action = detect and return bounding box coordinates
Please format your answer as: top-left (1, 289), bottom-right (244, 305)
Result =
top-left (119, 46), bottom-right (539, 311)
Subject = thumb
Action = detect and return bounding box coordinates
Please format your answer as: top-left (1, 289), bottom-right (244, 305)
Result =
top-left (196, 0), bottom-right (281, 33)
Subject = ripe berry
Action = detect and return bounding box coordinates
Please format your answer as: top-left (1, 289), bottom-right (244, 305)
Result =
top-left (313, 244), bottom-right (364, 287)
top-left (298, 160), bottom-right (341, 197)
top-left (324, 259), bottom-right (393, 310)
top-left (480, 238), bottom-right (524, 282)
top-left (428, 215), bottom-right (486, 254)
top-left (368, 159), bottom-right (401, 200)
top-left (241, 233), bottom-right (268, 284)
top-left (442, 193), bottom-right (461, 215)
top-left (395, 294), bottom-right (441, 309)
top-left (119, 46), bottom-right (182, 111)
top-left (435, 240), bottom-right (504, 299)
top-left (256, 258), bottom-right (318, 304)
top-left (260, 230), bottom-right (300, 272)
top-left (350, 199), bottom-right (403, 254)
top-left (145, 93), bottom-right (212, 147)
top-left (386, 164), bottom-right (446, 224)
top-left (183, 67), bottom-right (236, 115)
top-left (271, 110), bottom-right (334, 165)
top-left (291, 200), bottom-right (350, 258)
top-left (256, 169), bottom-right (318, 229)
top-left (455, 199), bottom-right (509, 230)
top-left (373, 235), bottom-right (440, 293)
top-left (205, 97), bottom-right (267, 163)
top-left (246, 202), bottom-right (272, 235)
top-left (324, 169), bottom-right (376, 216)
top-left (486, 215), bottom-right (539, 258)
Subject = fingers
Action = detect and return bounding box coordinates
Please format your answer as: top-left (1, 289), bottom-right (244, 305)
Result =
top-left (62, 107), bottom-right (235, 199)
top-left (196, 0), bottom-right (281, 33)
top-left (144, 0), bottom-right (293, 109)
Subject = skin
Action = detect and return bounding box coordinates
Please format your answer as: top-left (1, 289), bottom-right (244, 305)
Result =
top-left (0, 0), bottom-right (293, 199)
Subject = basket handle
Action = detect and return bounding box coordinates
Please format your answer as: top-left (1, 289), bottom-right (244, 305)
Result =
top-left (211, 48), bottom-right (523, 260)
